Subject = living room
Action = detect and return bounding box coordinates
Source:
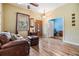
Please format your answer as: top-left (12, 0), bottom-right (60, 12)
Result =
top-left (0, 3), bottom-right (79, 56)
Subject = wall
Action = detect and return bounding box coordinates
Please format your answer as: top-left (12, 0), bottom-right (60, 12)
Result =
top-left (42, 18), bottom-right (49, 37)
top-left (0, 4), bottom-right (1, 32)
top-left (3, 3), bottom-right (41, 37)
top-left (48, 20), bottom-right (54, 37)
top-left (0, 3), bottom-right (3, 32)
top-left (44, 3), bottom-right (79, 45)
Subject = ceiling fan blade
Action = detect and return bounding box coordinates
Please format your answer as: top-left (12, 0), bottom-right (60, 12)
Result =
top-left (30, 3), bottom-right (39, 7)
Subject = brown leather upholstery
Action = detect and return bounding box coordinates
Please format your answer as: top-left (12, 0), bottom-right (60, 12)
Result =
top-left (1, 40), bottom-right (29, 49)
top-left (0, 35), bottom-right (9, 45)
top-left (28, 32), bottom-right (37, 36)
top-left (0, 34), bottom-right (30, 56)
top-left (28, 36), bottom-right (39, 46)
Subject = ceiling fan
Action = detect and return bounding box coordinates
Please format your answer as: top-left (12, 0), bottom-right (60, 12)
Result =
top-left (27, 3), bottom-right (39, 9)
top-left (30, 3), bottom-right (39, 7)
top-left (42, 8), bottom-right (46, 18)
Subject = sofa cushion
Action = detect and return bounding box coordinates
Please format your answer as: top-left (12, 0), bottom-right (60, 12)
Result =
top-left (1, 40), bottom-right (28, 49)
top-left (0, 32), bottom-right (11, 40)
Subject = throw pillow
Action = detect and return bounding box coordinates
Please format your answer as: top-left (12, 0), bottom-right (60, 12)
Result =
top-left (0, 32), bottom-right (11, 41)
top-left (11, 33), bottom-right (17, 41)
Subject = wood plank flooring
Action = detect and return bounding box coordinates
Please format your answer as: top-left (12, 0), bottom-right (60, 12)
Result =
top-left (30, 38), bottom-right (79, 56)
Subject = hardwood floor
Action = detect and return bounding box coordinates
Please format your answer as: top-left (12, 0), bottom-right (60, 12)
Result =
top-left (30, 38), bottom-right (79, 56)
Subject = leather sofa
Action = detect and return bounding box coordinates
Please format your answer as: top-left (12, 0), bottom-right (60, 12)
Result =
top-left (0, 33), bottom-right (30, 56)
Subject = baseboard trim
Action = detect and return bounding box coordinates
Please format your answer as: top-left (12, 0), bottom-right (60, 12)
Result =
top-left (63, 40), bottom-right (79, 46)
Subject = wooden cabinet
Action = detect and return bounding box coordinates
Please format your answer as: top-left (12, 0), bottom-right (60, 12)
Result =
top-left (35, 20), bottom-right (42, 37)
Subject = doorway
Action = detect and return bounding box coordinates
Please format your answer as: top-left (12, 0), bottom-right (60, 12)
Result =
top-left (49, 17), bottom-right (64, 40)
top-left (54, 17), bottom-right (63, 40)
top-left (35, 20), bottom-right (42, 37)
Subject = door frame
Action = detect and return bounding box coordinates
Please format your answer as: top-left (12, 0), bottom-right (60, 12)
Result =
top-left (51, 17), bottom-right (64, 41)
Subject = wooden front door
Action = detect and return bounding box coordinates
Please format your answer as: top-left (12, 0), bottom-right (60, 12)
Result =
top-left (35, 20), bottom-right (42, 37)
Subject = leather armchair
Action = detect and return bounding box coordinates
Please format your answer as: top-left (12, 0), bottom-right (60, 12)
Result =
top-left (0, 35), bottom-right (30, 56)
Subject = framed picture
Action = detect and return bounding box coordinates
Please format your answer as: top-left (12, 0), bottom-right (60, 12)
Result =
top-left (72, 13), bottom-right (75, 16)
top-left (72, 20), bottom-right (75, 23)
top-left (16, 13), bottom-right (30, 33)
top-left (72, 17), bottom-right (75, 19)
top-left (72, 24), bottom-right (75, 26)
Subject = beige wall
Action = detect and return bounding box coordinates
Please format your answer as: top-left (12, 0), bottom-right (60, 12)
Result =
top-left (44, 3), bottom-right (79, 45)
top-left (0, 4), bottom-right (1, 32)
top-left (0, 3), bottom-right (3, 32)
top-left (3, 4), bottom-right (41, 33)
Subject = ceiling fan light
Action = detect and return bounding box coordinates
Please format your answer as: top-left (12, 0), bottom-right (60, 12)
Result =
top-left (43, 15), bottom-right (46, 18)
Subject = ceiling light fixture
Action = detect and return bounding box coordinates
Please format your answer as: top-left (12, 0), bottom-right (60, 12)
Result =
top-left (42, 8), bottom-right (46, 18)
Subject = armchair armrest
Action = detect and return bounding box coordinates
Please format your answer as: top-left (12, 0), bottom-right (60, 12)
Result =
top-left (0, 39), bottom-right (30, 56)
top-left (1, 40), bottom-right (29, 49)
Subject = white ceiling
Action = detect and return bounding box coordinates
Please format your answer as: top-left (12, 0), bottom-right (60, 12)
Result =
top-left (13, 3), bottom-right (65, 13)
